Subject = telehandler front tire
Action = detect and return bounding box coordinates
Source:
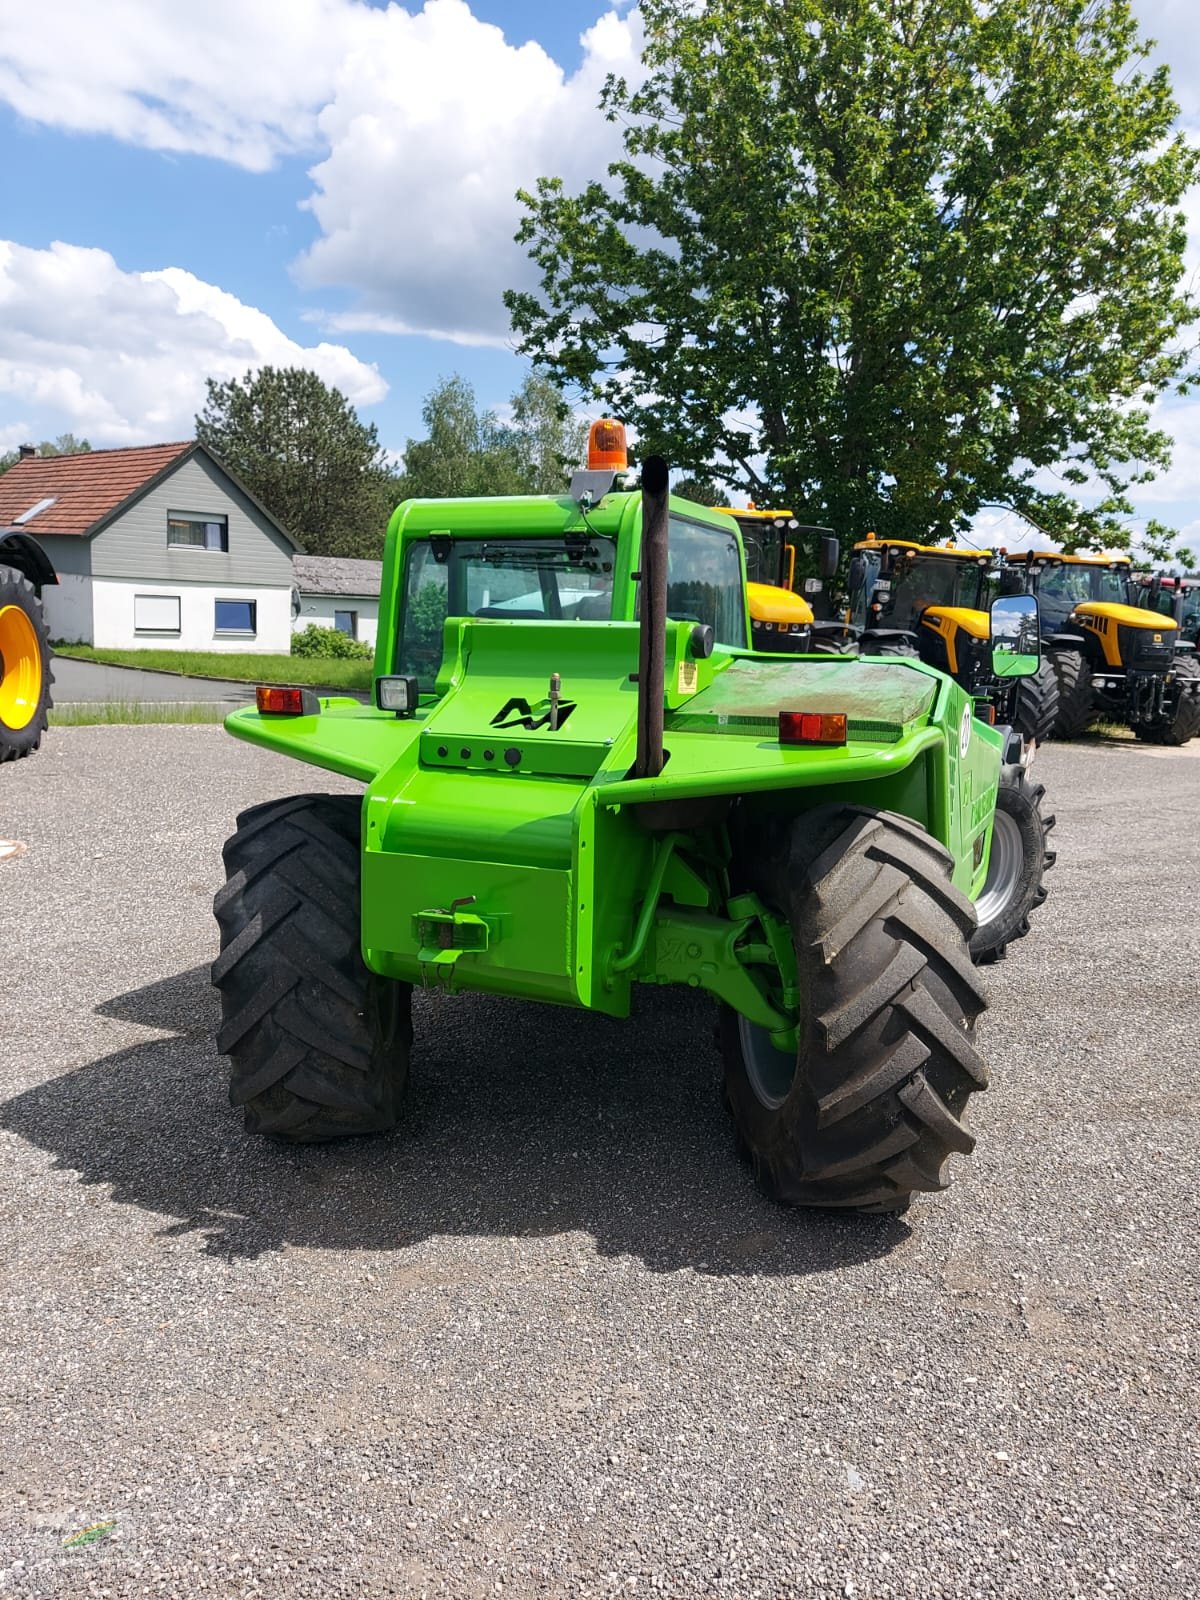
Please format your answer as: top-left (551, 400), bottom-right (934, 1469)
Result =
top-left (212, 794), bottom-right (412, 1141)
top-left (968, 765), bottom-right (1055, 963)
top-left (721, 807), bottom-right (988, 1213)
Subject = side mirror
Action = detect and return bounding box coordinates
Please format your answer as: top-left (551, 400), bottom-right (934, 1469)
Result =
top-left (819, 536), bottom-right (840, 580)
top-left (990, 594), bottom-right (1040, 679)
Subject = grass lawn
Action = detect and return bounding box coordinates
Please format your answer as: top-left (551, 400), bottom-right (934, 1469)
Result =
top-left (52, 643), bottom-right (373, 692)
top-left (50, 702), bottom-right (229, 726)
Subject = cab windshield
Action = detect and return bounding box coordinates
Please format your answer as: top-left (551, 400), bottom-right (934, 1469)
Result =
top-left (1037, 565), bottom-right (1126, 628)
top-left (396, 536), bottom-right (616, 689)
top-left (852, 551), bottom-right (979, 631)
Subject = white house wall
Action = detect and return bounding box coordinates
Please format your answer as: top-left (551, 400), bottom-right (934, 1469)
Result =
top-left (41, 572), bottom-right (95, 644)
top-left (92, 578), bottom-right (293, 652)
top-left (294, 594), bottom-right (380, 648)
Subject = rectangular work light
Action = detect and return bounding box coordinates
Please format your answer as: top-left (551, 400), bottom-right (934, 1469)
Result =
top-left (778, 711), bottom-right (847, 746)
top-left (256, 685), bottom-right (320, 716)
top-left (375, 675), bottom-right (420, 716)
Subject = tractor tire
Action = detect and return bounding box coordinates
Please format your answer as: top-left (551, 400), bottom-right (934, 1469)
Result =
top-left (1049, 648), bottom-right (1094, 739)
top-left (1134, 655), bottom-right (1200, 747)
top-left (968, 765), bottom-right (1055, 964)
top-left (720, 806), bottom-right (988, 1214)
top-left (0, 566), bottom-right (53, 762)
top-left (1011, 660), bottom-right (1060, 746)
top-left (212, 794), bottom-right (413, 1141)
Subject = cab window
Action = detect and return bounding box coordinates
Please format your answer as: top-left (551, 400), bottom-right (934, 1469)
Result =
top-left (665, 517), bottom-right (747, 648)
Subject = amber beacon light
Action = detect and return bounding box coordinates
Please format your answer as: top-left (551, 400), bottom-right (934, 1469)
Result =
top-left (587, 418), bottom-right (628, 471)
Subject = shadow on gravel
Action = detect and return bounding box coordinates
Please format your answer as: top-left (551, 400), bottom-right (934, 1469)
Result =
top-left (0, 964), bottom-right (910, 1276)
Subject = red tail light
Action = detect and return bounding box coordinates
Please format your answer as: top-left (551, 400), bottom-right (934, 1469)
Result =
top-left (256, 685), bottom-right (319, 716)
top-left (778, 711), bottom-right (847, 746)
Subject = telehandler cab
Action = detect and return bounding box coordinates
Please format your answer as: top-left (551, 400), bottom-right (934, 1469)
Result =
top-left (212, 423), bottom-right (1050, 1215)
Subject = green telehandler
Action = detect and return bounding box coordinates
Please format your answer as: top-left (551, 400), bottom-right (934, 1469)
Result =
top-left (211, 424), bottom-right (1050, 1215)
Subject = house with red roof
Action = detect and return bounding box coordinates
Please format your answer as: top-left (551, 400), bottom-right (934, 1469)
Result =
top-left (0, 442), bottom-right (300, 651)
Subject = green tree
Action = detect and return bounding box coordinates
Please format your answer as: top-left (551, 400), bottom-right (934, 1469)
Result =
top-left (673, 477), bottom-right (732, 507)
top-left (510, 371), bottom-right (588, 492)
top-left (0, 433), bottom-right (92, 474)
top-left (506, 0), bottom-right (1199, 557)
top-left (398, 371), bottom-right (584, 498)
top-left (196, 367), bottom-right (392, 557)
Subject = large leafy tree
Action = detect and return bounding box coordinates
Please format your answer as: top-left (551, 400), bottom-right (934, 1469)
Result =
top-left (196, 367), bottom-right (394, 557)
top-left (506, 0), bottom-right (1199, 557)
top-left (398, 371), bottom-right (585, 498)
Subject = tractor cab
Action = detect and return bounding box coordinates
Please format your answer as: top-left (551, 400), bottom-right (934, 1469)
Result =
top-left (844, 536), bottom-right (1056, 743)
top-left (1130, 572), bottom-right (1200, 647)
top-left (715, 507), bottom-right (843, 652)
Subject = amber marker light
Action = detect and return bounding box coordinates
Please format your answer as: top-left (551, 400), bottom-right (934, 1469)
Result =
top-left (778, 711), bottom-right (847, 746)
top-left (256, 685), bottom-right (319, 716)
top-left (587, 418), bottom-right (628, 471)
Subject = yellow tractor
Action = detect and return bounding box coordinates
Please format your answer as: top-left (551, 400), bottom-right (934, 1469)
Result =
top-left (845, 535), bottom-right (1060, 745)
top-left (1013, 552), bottom-right (1200, 745)
top-left (717, 508), bottom-right (849, 652)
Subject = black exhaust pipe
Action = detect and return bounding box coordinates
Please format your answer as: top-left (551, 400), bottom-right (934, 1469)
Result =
top-left (634, 455), bottom-right (669, 780)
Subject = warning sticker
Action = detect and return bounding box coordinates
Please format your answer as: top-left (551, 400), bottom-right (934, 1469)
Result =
top-left (677, 660), bottom-right (698, 695)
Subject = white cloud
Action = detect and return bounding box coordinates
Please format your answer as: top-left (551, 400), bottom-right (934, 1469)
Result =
top-left (0, 0), bottom-right (367, 171)
top-left (0, 241), bottom-right (386, 445)
top-left (295, 1), bottom-right (643, 343)
top-left (0, 0), bottom-right (642, 343)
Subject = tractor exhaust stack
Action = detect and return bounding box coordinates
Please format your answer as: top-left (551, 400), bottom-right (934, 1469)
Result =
top-left (635, 455), bottom-right (669, 780)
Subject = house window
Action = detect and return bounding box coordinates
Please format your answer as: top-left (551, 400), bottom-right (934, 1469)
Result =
top-left (134, 593), bottom-right (181, 634)
top-left (215, 599), bottom-right (256, 635)
top-left (334, 609), bottom-right (358, 638)
top-left (169, 513), bottom-right (228, 552)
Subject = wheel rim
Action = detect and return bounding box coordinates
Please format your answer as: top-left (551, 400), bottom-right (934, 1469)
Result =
top-left (974, 807), bottom-right (1023, 927)
top-left (0, 604), bottom-right (42, 731)
top-left (737, 1012), bottom-right (796, 1110)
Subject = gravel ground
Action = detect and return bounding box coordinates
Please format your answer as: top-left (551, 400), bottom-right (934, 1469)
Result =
top-left (0, 727), bottom-right (1197, 1598)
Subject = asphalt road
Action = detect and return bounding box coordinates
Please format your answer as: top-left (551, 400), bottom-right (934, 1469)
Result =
top-left (0, 728), bottom-right (1197, 1598)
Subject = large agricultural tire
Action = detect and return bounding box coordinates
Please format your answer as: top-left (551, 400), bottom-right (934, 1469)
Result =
top-left (1011, 660), bottom-right (1060, 746)
top-left (1049, 648), bottom-right (1094, 740)
top-left (968, 765), bottom-right (1055, 964)
top-left (1134, 655), bottom-right (1200, 747)
top-left (212, 794), bottom-right (413, 1141)
top-left (720, 806), bottom-right (988, 1214)
top-left (0, 566), bottom-right (53, 762)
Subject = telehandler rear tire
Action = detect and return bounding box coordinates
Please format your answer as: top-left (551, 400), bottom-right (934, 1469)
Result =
top-left (968, 765), bottom-right (1055, 963)
top-left (1049, 648), bottom-right (1094, 739)
top-left (212, 794), bottom-right (412, 1141)
top-left (1134, 655), bottom-right (1200, 746)
top-left (1011, 660), bottom-right (1060, 746)
top-left (721, 807), bottom-right (988, 1213)
top-left (0, 566), bottom-right (53, 762)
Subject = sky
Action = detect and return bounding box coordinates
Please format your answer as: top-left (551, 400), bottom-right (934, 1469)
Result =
top-left (0, 0), bottom-right (1197, 555)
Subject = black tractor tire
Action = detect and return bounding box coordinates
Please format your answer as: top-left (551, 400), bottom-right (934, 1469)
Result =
top-left (1049, 648), bottom-right (1094, 740)
top-left (968, 765), bottom-right (1055, 964)
top-left (212, 794), bottom-right (413, 1141)
top-left (1134, 655), bottom-right (1200, 747)
top-left (1011, 660), bottom-right (1060, 746)
top-left (720, 806), bottom-right (988, 1214)
top-left (0, 566), bottom-right (53, 762)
